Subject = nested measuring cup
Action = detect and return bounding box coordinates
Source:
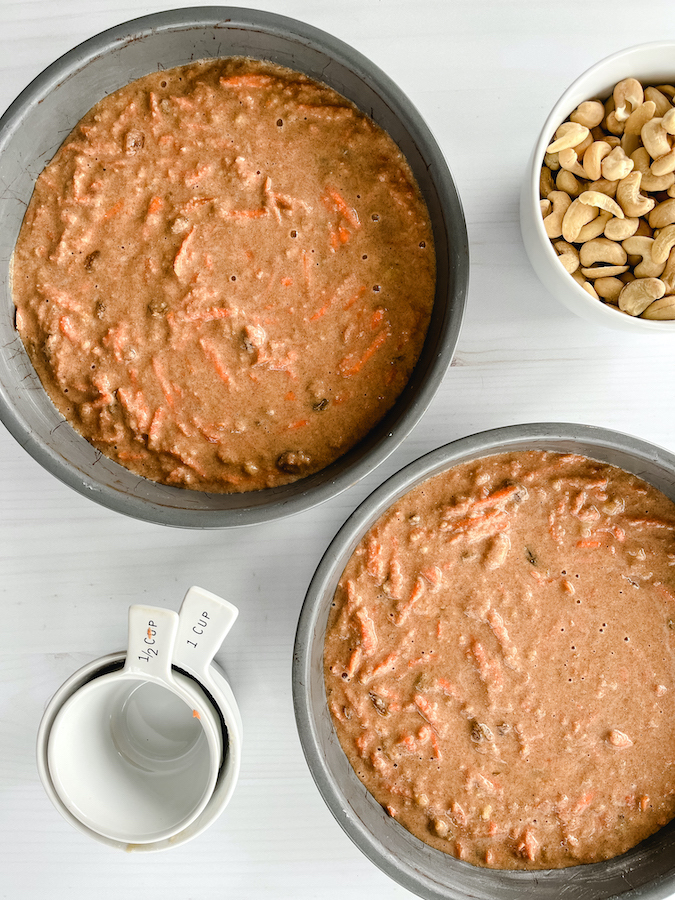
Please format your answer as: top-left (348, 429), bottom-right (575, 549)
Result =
top-left (47, 605), bottom-right (222, 843)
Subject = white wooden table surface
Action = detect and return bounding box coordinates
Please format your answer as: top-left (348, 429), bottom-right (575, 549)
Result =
top-left (2, 0), bottom-right (675, 897)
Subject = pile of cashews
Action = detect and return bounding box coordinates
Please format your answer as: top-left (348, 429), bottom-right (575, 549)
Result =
top-left (541, 77), bottom-right (675, 319)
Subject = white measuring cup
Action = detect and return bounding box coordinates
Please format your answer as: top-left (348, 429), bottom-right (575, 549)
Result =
top-left (173, 587), bottom-right (242, 808)
top-left (174, 585), bottom-right (239, 683)
top-left (47, 605), bottom-right (222, 844)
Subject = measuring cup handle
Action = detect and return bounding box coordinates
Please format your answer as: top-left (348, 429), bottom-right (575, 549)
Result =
top-left (174, 586), bottom-right (239, 676)
top-left (123, 605), bottom-right (179, 682)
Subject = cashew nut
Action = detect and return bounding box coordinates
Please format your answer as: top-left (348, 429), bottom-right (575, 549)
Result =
top-left (579, 237), bottom-right (627, 268)
top-left (583, 141), bottom-right (612, 181)
top-left (605, 111), bottom-right (624, 136)
top-left (663, 107), bottom-right (675, 134)
top-left (543, 190), bottom-right (572, 239)
top-left (555, 168), bottom-right (584, 197)
top-left (661, 247), bottom-right (675, 293)
top-left (544, 151), bottom-right (560, 172)
top-left (648, 198), bottom-right (675, 229)
top-left (570, 100), bottom-right (605, 129)
top-left (631, 146), bottom-right (675, 191)
top-left (657, 85), bottom-right (675, 99)
top-left (620, 131), bottom-right (641, 158)
top-left (601, 146), bottom-right (634, 181)
top-left (570, 268), bottom-right (600, 299)
top-left (604, 216), bottom-right (639, 241)
top-left (616, 171), bottom-right (655, 218)
top-left (577, 209), bottom-right (612, 243)
top-left (644, 86), bottom-right (672, 117)
top-left (641, 117), bottom-right (672, 159)
top-left (651, 223), bottom-right (675, 265)
top-left (540, 198), bottom-right (552, 217)
top-left (594, 276), bottom-right (624, 302)
top-left (561, 197), bottom-right (598, 242)
top-left (651, 147), bottom-right (675, 177)
top-left (569, 269), bottom-right (594, 295)
top-left (578, 190), bottom-right (624, 219)
top-left (580, 264), bottom-right (629, 279)
top-left (588, 178), bottom-right (618, 198)
top-left (622, 235), bottom-right (666, 277)
top-left (547, 122), bottom-right (590, 154)
top-left (540, 165), bottom-right (555, 198)
top-left (641, 295), bottom-right (675, 319)
top-left (624, 99), bottom-right (656, 136)
top-left (614, 78), bottom-right (644, 122)
top-left (558, 147), bottom-right (588, 179)
top-left (552, 240), bottom-right (580, 274)
top-left (574, 132), bottom-right (594, 159)
top-left (582, 280), bottom-right (600, 300)
top-left (618, 276), bottom-right (666, 315)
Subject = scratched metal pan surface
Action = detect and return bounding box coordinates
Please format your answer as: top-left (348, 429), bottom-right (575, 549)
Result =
top-left (0, 6), bottom-right (468, 528)
top-left (292, 422), bottom-right (675, 900)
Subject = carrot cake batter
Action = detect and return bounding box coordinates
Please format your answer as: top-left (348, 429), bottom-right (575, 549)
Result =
top-left (12, 57), bottom-right (435, 492)
top-left (324, 450), bottom-right (675, 868)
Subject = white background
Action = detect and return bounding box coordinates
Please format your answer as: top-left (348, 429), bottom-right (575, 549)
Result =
top-left (1, 0), bottom-right (675, 898)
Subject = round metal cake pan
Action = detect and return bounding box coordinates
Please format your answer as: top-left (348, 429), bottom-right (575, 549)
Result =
top-left (293, 422), bottom-right (675, 900)
top-left (0, 6), bottom-right (468, 527)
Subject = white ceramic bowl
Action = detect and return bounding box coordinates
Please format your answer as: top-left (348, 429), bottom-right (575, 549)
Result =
top-left (520, 41), bottom-right (675, 333)
top-left (36, 652), bottom-right (242, 851)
